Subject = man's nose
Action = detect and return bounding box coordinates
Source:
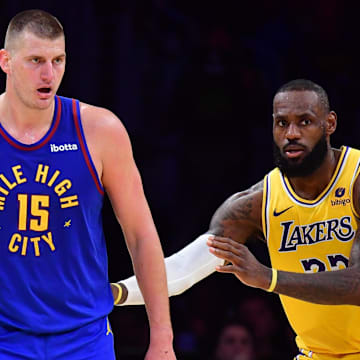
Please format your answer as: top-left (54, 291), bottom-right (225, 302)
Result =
top-left (285, 123), bottom-right (301, 140)
top-left (40, 61), bottom-right (54, 82)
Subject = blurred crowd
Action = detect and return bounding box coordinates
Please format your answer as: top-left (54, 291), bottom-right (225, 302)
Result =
top-left (1, 0), bottom-right (359, 358)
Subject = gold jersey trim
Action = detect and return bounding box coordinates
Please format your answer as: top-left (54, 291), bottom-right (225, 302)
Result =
top-left (281, 146), bottom-right (348, 207)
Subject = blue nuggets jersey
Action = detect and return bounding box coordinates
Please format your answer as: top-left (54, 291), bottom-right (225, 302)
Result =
top-left (0, 96), bottom-right (114, 334)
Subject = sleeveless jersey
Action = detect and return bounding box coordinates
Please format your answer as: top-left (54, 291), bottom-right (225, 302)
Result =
top-left (262, 146), bottom-right (360, 356)
top-left (0, 96), bottom-right (114, 334)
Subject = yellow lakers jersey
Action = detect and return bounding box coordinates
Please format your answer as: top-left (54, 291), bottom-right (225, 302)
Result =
top-left (262, 146), bottom-right (360, 356)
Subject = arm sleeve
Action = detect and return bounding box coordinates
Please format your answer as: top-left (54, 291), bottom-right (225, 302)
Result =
top-left (116, 234), bottom-right (224, 306)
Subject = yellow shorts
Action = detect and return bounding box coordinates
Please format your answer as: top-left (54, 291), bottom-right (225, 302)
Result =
top-left (294, 349), bottom-right (360, 360)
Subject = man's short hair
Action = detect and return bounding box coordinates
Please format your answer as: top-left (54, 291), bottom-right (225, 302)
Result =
top-left (274, 79), bottom-right (330, 113)
top-left (5, 9), bottom-right (64, 50)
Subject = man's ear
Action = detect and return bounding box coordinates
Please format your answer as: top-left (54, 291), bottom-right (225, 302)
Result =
top-left (0, 49), bottom-right (11, 75)
top-left (326, 111), bottom-right (337, 135)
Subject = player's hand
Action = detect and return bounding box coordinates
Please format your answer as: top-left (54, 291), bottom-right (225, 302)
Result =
top-left (145, 327), bottom-right (176, 359)
top-left (145, 346), bottom-right (176, 360)
top-left (207, 236), bottom-right (272, 290)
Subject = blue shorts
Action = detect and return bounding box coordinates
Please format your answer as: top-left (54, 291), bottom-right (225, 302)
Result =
top-left (0, 316), bottom-right (115, 360)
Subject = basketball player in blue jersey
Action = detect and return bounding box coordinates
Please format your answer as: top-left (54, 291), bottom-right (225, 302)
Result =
top-left (0, 9), bottom-right (175, 360)
top-left (114, 79), bottom-right (360, 359)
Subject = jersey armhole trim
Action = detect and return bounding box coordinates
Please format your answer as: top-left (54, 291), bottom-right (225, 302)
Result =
top-left (72, 99), bottom-right (104, 196)
top-left (350, 158), bottom-right (360, 219)
top-left (262, 174), bottom-right (270, 241)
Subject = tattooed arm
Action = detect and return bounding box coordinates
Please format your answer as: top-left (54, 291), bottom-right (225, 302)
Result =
top-left (272, 234), bottom-right (360, 305)
top-left (208, 180), bottom-right (264, 243)
top-left (207, 180), bottom-right (276, 290)
top-left (208, 177), bottom-right (360, 305)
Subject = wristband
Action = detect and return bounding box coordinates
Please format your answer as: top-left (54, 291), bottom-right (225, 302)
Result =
top-left (267, 268), bottom-right (277, 292)
top-left (112, 283), bottom-right (123, 305)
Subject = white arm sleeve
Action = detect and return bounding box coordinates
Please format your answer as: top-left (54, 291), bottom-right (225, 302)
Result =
top-left (116, 234), bottom-right (224, 306)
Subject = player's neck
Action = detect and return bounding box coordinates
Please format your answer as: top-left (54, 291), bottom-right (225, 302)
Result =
top-left (287, 148), bottom-right (338, 200)
top-left (0, 92), bottom-right (55, 144)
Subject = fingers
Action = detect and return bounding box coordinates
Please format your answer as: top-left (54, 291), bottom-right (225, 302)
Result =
top-left (215, 264), bottom-right (239, 274)
top-left (207, 236), bottom-right (248, 267)
top-left (207, 236), bottom-right (245, 259)
top-left (208, 246), bottom-right (240, 263)
top-left (206, 235), bottom-right (268, 289)
top-left (207, 235), bottom-right (242, 250)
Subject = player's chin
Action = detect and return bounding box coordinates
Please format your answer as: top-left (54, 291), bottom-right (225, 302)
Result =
top-left (34, 97), bottom-right (54, 109)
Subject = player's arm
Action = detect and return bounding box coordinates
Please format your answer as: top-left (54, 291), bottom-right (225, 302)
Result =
top-left (113, 181), bottom-right (264, 305)
top-left (208, 181), bottom-right (264, 242)
top-left (270, 231), bottom-right (360, 305)
top-left (209, 176), bottom-right (360, 305)
top-left (81, 104), bottom-right (175, 359)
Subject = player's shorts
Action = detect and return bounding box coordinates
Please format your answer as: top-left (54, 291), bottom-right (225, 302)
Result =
top-left (294, 349), bottom-right (360, 360)
top-left (0, 316), bottom-right (115, 360)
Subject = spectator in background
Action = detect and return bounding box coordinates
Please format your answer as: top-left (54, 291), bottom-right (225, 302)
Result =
top-left (237, 293), bottom-right (297, 359)
top-left (212, 320), bottom-right (256, 360)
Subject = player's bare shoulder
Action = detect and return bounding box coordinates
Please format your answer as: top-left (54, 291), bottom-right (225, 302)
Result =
top-left (78, 102), bottom-right (133, 180)
top-left (79, 102), bottom-right (128, 142)
top-left (209, 180), bottom-right (264, 243)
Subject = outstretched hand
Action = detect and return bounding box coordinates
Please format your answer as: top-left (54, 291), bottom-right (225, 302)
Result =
top-left (207, 236), bottom-right (272, 290)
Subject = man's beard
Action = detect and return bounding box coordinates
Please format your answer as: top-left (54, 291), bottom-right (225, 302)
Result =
top-left (273, 133), bottom-right (328, 177)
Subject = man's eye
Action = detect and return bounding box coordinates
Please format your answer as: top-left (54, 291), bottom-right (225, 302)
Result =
top-left (31, 58), bottom-right (40, 64)
top-left (302, 119), bottom-right (311, 125)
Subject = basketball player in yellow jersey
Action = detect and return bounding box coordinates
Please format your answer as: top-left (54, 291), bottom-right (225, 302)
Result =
top-left (112, 79), bottom-right (360, 359)
top-left (206, 80), bottom-right (360, 359)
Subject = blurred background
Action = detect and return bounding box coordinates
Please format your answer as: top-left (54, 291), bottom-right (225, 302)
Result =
top-left (0, 0), bottom-right (358, 359)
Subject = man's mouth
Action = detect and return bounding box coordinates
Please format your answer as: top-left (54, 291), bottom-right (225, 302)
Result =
top-left (285, 149), bottom-right (304, 159)
top-left (283, 145), bottom-right (305, 159)
top-left (37, 87), bottom-right (51, 93)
